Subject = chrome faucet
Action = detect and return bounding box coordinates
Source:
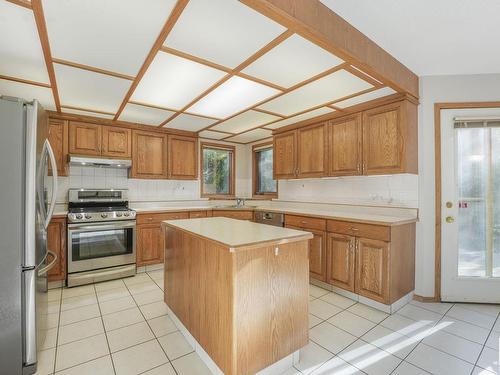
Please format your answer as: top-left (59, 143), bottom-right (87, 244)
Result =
top-left (235, 197), bottom-right (246, 207)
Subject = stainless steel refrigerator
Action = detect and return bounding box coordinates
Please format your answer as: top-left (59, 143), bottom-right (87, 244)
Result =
top-left (0, 97), bottom-right (58, 374)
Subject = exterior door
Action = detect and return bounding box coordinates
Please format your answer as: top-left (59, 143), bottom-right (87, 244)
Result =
top-left (441, 107), bottom-right (500, 302)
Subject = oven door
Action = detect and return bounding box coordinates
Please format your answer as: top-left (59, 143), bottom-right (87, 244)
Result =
top-left (68, 221), bottom-right (136, 273)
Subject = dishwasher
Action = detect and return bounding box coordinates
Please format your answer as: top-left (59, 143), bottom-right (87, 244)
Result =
top-left (254, 211), bottom-right (284, 227)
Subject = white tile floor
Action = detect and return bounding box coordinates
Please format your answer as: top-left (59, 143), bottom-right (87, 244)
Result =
top-left (37, 274), bottom-right (500, 375)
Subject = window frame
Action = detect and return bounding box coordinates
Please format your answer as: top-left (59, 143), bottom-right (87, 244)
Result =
top-left (252, 141), bottom-right (278, 199)
top-left (200, 142), bottom-right (236, 199)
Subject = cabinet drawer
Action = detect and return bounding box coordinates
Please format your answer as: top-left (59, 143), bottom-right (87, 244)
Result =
top-left (189, 210), bottom-right (208, 218)
top-left (327, 220), bottom-right (390, 241)
top-left (213, 210), bottom-right (253, 220)
top-left (136, 212), bottom-right (189, 224)
top-left (285, 215), bottom-right (326, 231)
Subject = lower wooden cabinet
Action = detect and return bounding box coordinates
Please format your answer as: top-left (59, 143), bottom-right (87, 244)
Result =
top-left (286, 221), bottom-right (327, 282)
top-left (136, 211), bottom-right (192, 266)
top-left (47, 217), bottom-right (67, 282)
top-left (326, 233), bottom-right (355, 292)
top-left (355, 238), bottom-right (389, 303)
top-left (136, 223), bottom-right (164, 266)
top-left (326, 220), bottom-right (415, 304)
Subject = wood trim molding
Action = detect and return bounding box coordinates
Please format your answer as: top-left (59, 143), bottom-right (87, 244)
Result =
top-left (0, 74), bottom-right (51, 88)
top-left (6, 0), bottom-right (31, 9)
top-left (413, 294), bottom-right (439, 303)
top-left (47, 110), bottom-right (198, 137)
top-left (52, 58), bottom-right (135, 81)
top-left (60, 105), bottom-right (116, 116)
top-left (241, 0), bottom-right (419, 99)
top-left (128, 100), bottom-right (222, 121)
top-left (433, 100), bottom-right (500, 302)
top-left (252, 141), bottom-right (278, 199)
top-left (31, 0), bottom-right (61, 111)
top-left (113, 0), bottom-right (190, 120)
top-left (159, 30), bottom-right (293, 128)
top-left (200, 142), bottom-right (236, 198)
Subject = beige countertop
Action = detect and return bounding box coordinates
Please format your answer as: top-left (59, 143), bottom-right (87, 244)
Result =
top-left (163, 217), bottom-right (312, 249)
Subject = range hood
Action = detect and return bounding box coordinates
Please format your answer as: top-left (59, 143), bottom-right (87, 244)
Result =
top-left (69, 156), bottom-right (131, 169)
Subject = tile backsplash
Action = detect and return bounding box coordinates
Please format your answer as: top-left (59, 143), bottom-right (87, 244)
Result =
top-left (54, 166), bottom-right (200, 203)
top-left (277, 174), bottom-right (418, 208)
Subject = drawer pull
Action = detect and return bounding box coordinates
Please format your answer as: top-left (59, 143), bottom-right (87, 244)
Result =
top-left (350, 227), bottom-right (359, 231)
top-left (301, 221), bottom-right (307, 224)
top-left (148, 217), bottom-right (153, 221)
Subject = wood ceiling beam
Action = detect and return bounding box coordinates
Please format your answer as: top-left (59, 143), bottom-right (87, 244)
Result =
top-left (113, 0), bottom-right (190, 121)
top-left (6, 0), bottom-right (31, 9)
top-left (31, 0), bottom-right (61, 111)
top-left (0, 74), bottom-right (51, 89)
top-left (159, 29), bottom-right (293, 128)
top-left (52, 58), bottom-right (135, 81)
top-left (60, 105), bottom-right (115, 116)
top-left (240, 0), bottom-right (419, 99)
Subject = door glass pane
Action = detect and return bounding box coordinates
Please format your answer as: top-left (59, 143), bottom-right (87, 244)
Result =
top-left (202, 148), bottom-right (232, 195)
top-left (457, 127), bottom-right (500, 277)
top-left (256, 148), bottom-right (277, 194)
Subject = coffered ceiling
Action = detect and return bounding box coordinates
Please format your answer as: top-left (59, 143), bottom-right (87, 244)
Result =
top-left (0, 0), bottom-right (401, 144)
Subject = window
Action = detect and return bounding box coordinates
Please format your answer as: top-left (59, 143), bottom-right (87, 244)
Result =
top-left (253, 143), bottom-right (277, 198)
top-left (201, 143), bottom-right (235, 197)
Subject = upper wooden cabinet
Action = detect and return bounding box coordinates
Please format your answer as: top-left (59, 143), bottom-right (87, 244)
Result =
top-left (69, 122), bottom-right (131, 158)
top-left (48, 118), bottom-right (69, 176)
top-left (362, 100), bottom-right (417, 175)
top-left (131, 130), bottom-right (168, 179)
top-left (273, 99), bottom-right (418, 179)
top-left (101, 126), bottom-right (132, 158)
top-left (274, 122), bottom-right (327, 179)
top-left (69, 122), bottom-right (102, 156)
top-left (273, 131), bottom-right (296, 179)
top-left (168, 135), bottom-right (197, 179)
top-left (329, 114), bottom-right (362, 176)
top-left (297, 123), bottom-right (328, 178)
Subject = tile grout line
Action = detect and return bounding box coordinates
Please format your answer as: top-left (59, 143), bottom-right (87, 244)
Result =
top-left (93, 282), bottom-right (120, 375)
top-left (122, 271), bottom-right (179, 375)
top-left (470, 312), bottom-right (500, 374)
top-left (51, 287), bottom-right (63, 375)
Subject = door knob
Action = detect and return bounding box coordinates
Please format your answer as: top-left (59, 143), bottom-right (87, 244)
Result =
top-left (445, 216), bottom-right (455, 223)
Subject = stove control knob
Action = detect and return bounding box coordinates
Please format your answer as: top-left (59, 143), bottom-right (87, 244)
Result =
top-left (101, 213), bottom-right (108, 218)
top-left (84, 214), bottom-right (92, 219)
top-left (76, 214), bottom-right (83, 220)
top-left (123, 212), bottom-right (130, 217)
top-left (116, 212), bottom-right (123, 217)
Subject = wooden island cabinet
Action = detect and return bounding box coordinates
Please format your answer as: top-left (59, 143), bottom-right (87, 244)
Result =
top-left (162, 217), bottom-right (312, 375)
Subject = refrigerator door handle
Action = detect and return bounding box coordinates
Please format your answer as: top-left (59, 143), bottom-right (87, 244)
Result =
top-left (44, 139), bottom-right (58, 229)
top-left (22, 269), bottom-right (37, 368)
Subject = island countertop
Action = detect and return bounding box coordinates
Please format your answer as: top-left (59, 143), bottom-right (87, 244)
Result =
top-left (162, 217), bottom-right (312, 250)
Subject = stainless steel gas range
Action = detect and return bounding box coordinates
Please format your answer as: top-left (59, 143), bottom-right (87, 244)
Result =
top-left (67, 189), bottom-right (136, 287)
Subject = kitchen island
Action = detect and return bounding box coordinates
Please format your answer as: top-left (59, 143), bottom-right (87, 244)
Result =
top-left (162, 217), bottom-right (313, 375)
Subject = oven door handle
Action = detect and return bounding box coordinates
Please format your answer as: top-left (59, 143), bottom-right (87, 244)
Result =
top-left (68, 222), bottom-right (136, 232)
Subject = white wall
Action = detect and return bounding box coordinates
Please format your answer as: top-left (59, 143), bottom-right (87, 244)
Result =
top-left (416, 73), bottom-right (500, 297)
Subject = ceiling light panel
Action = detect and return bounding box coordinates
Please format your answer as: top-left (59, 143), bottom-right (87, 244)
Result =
top-left (0, 79), bottom-right (55, 110)
top-left (199, 130), bottom-right (228, 140)
top-left (165, 113), bottom-right (217, 132)
top-left (164, 0), bottom-right (286, 68)
top-left (188, 76), bottom-right (279, 119)
top-left (62, 108), bottom-right (114, 119)
top-left (54, 64), bottom-right (131, 113)
top-left (43, 0), bottom-right (176, 76)
top-left (225, 128), bottom-right (272, 143)
top-left (211, 110), bottom-right (279, 134)
top-left (259, 69), bottom-right (373, 116)
top-left (118, 103), bottom-right (175, 126)
top-left (131, 53), bottom-right (226, 110)
top-left (0, 2), bottom-right (49, 83)
top-left (242, 35), bottom-right (344, 88)
top-left (265, 107), bottom-right (335, 129)
top-left (334, 87), bottom-right (397, 108)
